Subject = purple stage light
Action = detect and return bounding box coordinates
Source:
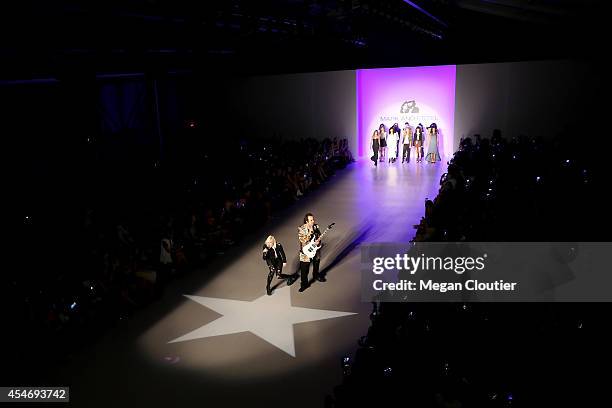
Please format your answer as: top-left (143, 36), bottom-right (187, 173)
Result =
top-left (357, 65), bottom-right (456, 158)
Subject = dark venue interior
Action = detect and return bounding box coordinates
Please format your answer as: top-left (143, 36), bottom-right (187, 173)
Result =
top-left (3, 1), bottom-right (611, 407)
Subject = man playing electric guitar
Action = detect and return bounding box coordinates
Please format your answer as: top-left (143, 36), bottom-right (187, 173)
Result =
top-left (298, 212), bottom-right (325, 292)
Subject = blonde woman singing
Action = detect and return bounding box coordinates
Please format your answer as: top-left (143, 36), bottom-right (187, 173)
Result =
top-left (262, 235), bottom-right (287, 295)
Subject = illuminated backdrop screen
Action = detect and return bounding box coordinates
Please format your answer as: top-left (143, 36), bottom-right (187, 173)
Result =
top-left (357, 65), bottom-right (456, 159)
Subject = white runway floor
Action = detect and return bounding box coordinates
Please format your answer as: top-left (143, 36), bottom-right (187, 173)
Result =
top-left (52, 157), bottom-right (447, 407)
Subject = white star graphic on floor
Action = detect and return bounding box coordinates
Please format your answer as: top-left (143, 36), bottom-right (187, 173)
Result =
top-left (168, 286), bottom-right (356, 357)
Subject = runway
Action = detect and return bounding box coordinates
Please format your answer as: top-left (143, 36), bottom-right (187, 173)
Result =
top-left (51, 157), bottom-right (447, 407)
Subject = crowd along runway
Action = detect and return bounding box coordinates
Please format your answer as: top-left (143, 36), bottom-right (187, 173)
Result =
top-left (51, 157), bottom-right (447, 407)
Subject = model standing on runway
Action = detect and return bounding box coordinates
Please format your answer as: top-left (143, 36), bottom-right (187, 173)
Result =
top-left (371, 129), bottom-right (380, 167)
top-left (402, 122), bottom-right (413, 163)
top-left (414, 125), bottom-right (424, 163)
top-left (387, 126), bottom-right (399, 163)
top-left (425, 123), bottom-right (441, 164)
top-left (378, 124), bottom-right (387, 162)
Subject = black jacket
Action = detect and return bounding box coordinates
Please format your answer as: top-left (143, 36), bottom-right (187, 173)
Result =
top-left (262, 243), bottom-right (287, 268)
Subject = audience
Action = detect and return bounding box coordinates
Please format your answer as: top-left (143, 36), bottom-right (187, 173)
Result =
top-left (9, 132), bottom-right (354, 376)
top-left (329, 128), bottom-right (605, 407)
top-left (16, 125), bottom-right (603, 405)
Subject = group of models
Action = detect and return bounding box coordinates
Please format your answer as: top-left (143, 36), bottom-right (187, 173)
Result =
top-left (371, 122), bottom-right (441, 166)
top-left (258, 124), bottom-right (441, 294)
top-left (262, 213), bottom-right (325, 295)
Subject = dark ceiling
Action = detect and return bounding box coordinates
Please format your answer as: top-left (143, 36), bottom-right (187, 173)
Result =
top-left (0, 0), bottom-right (607, 80)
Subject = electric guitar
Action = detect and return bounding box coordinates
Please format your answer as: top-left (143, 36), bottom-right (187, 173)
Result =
top-left (302, 223), bottom-right (335, 259)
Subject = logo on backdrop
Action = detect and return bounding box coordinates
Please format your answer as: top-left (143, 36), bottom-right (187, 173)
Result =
top-left (378, 99), bottom-right (438, 124)
top-left (400, 100), bottom-right (419, 114)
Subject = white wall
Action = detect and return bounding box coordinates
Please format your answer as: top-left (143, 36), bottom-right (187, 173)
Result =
top-left (454, 59), bottom-right (602, 151)
top-left (220, 70), bottom-right (357, 158)
top-left (206, 60), bottom-right (603, 160)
